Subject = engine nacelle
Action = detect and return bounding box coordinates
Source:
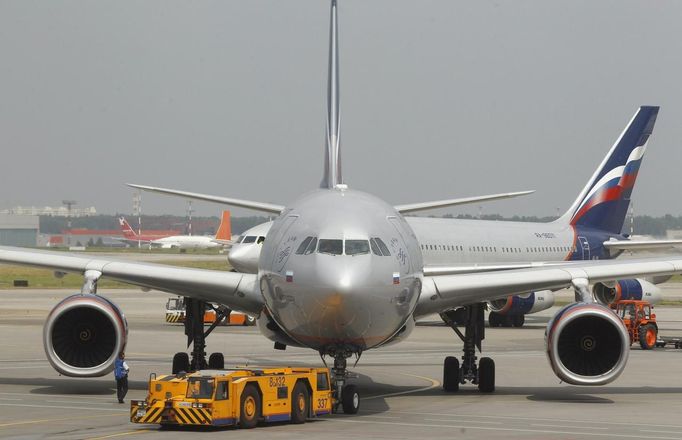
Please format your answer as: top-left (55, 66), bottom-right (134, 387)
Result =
top-left (44, 294), bottom-right (128, 377)
top-left (593, 278), bottom-right (661, 307)
top-left (488, 290), bottom-right (555, 315)
top-left (545, 303), bottom-right (629, 385)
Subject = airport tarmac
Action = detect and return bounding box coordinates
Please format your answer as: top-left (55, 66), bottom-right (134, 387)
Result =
top-left (2, 288), bottom-right (682, 439)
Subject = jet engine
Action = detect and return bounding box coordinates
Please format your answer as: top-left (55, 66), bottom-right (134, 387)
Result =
top-left (545, 302), bottom-right (629, 385)
top-left (488, 290), bottom-right (555, 315)
top-left (592, 278), bottom-right (661, 306)
top-left (44, 294), bottom-right (128, 377)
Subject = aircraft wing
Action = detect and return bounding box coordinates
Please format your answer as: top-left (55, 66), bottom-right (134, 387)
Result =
top-left (423, 261), bottom-right (586, 276)
top-left (0, 246), bottom-right (262, 315)
top-left (127, 184), bottom-right (284, 214)
top-left (394, 190), bottom-right (534, 213)
top-left (416, 256), bottom-right (682, 317)
top-left (603, 239), bottom-right (682, 252)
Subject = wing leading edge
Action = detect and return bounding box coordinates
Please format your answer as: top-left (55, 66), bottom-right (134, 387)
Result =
top-left (0, 246), bottom-right (262, 315)
top-left (416, 256), bottom-right (682, 317)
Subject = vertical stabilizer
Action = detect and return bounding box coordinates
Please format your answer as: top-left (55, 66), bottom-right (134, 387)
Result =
top-left (321, 0), bottom-right (343, 188)
top-left (119, 217), bottom-right (137, 239)
top-left (556, 106), bottom-right (659, 234)
top-left (215, 211), bottom-right (232, 241)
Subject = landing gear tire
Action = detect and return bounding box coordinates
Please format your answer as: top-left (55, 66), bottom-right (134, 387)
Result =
top-left (478, 357), bottom-right (495, 393)
top-left (172, 352), bottom-right (189, 374)
top-left (488, 312), bottom-right (500, 328)
top-left (341, 384), bottom-right (360, 414)
top-left (443, 356), bottom-right (460, 392)
top-left (208, 352), bottom-right (224, 369)
top-left (512, 314), bottom-right (525, 328)
top-left (291, 382), bottom-right (309, 424)
top-left (639, 324), bottom-right (657, 350)
top-left (239, 384), bottom-right (261, 429)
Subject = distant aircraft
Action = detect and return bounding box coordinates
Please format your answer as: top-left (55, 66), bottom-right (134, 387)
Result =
top-left (118, 217), bottom-right (180, 243)
top-left (120, 212), bottom-right (232, 250)
top-left (4, 0), bottom-right (682, 415)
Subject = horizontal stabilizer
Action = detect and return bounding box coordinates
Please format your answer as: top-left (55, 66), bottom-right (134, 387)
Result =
top-left (603, 239), bottom-right (682, 252)
top-left (127, 184), bottom-right (284, 214)
top-left (395, 190), bottom-right (535, 214)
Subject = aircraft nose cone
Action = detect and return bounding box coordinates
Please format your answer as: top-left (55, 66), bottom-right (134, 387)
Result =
top-left (228, 246), bottom-right (254, 273)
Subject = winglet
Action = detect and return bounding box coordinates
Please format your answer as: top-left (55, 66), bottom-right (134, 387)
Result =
top-left (215, 211), bottom-right (232, 241)
top-left (321, 0), bottom-right (342, 189)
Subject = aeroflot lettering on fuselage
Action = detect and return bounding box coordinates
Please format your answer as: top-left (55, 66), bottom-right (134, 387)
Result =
top-left (534, 232), bottom-right (557, 239)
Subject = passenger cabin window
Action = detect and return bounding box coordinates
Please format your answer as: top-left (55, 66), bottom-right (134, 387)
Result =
top-left (318, 239), bottom-right (343, 255)
top-left (296, 236), bottom-right (314, 255)
top-left (346, 240), bottom-right (370, 256)
top-left (242, 236), bottom-right (257, 244)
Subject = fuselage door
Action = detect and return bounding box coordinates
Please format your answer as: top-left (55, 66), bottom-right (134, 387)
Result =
top-left (578, 236), bottom-right (591, 261)
top-left (269, 215), bottom-right (300, 273)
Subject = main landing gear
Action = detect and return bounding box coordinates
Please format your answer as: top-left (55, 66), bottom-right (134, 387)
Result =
top-left (440, 303), bottom-right (495, 393)
top-left (172, 298), bottom-right (230, 374)
top-left (321, 347), bottom-right (360, 414)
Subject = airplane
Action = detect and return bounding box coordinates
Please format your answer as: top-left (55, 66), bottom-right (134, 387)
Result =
top-left (118, 217), bottom-right (181, 243)
top-left (118, 211), bottom-right (232, 249)
top-left (4, 0), bottom-right (682, 415)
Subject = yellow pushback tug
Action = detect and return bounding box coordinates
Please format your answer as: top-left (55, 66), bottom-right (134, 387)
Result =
top-left (131, 367), bottom-right (333, 428)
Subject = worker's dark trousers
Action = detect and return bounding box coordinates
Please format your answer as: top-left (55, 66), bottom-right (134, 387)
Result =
top-left (116, 376), bottom-right (128, 403)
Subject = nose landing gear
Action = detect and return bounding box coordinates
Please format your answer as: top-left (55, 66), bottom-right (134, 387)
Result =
top-left (321, 347), bottom-right (361, 414)
top-left (440, 303), bottom-right (495, 393)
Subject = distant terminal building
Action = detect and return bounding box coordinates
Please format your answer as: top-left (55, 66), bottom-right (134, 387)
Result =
top-left (50, 229), bottom-right (125, 248)
top-left (0, 206), bottom-right (97, 217)
top-left (0, 214), bottom-right (39, 247)
top-left (667, 229), bottom-right (682, 240)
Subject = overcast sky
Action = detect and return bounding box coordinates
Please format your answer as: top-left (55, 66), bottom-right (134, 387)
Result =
top-left (1, 1), bottom-right (681, 219)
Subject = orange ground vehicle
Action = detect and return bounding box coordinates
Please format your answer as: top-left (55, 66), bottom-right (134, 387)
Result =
top-left (614, 300), bottom-right (658, 350)
top-left (165, 297), bottom-right (255, 326)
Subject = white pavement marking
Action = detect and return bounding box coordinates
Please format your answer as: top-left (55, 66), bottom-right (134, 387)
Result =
top-left (0, 403), bottom-right (126, 412)
top-left (425, 418), bottom-right (501, 425)
top-left (326, 418), bottom-right (682, 439)
top-left (532, 423), bottom-right (610, 430)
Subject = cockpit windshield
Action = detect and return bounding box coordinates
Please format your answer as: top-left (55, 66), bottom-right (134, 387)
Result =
top-left (242, 236), bottom-right (257, 244)
top-left (345, 240), bottom-right (370, 255)
top-left (318, 239), bottom-right (343, 255)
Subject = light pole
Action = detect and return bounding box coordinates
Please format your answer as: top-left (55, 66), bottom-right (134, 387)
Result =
top-left (62, 200), bottom-right (76, 247)
top-left (133, 191), bottom-right (142, 249)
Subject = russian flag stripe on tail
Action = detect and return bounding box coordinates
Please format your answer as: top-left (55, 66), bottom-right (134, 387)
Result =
top-left (557, 106), bottom-right (659, 235)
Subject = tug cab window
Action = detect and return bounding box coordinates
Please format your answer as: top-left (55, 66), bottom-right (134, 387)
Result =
top-left (186, 377), bottom-right (214, 399)
top-left (346, 240), bottom-right (370, 255)
top-left (318, 239), bottom-right (343, 255)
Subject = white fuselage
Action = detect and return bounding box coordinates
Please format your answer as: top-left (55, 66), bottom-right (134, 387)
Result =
top-left (152, 235), bottom-right (221, 249)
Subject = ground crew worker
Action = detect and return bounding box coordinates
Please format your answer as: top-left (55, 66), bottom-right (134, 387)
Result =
top-left (115, 352), bottom-right (129, 403)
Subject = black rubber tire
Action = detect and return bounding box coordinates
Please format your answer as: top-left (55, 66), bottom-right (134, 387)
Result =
top-left (341, 384), bottom-right (360, 414)
top-left (639, 324), bottom-right (657, 350)
top-left (502, 315), bottom-right (514, 328)
top-left (290, 381), bottom-right (309, 424)
top-left (239, 384), bottom-right (261, 429)
top-left (512, 314), bottom-right (525, 328)
top-left (488, 312), bottom-right (500, 328)
top-left (478, 357), bottom-right (495, 393)
top-left (443, 356), bottom-right (460, 392)
top-left (208, 352), bottom-right (224, 370)
top-left (172, 352), bottom-right (189, 374)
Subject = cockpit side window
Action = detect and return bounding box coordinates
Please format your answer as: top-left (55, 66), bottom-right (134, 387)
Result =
top-left (296, 236), bottom-right (314, 255)
top-left (257, 236), bottom-right (265, 244)
top-left (318, 239), bottom-right (343, 255)
top-left (242, 236), bottom-right (257, 244)
top-left (345, 240), bottom-right (370, 256)
top-left (304, 237), bottom-right (318, 255)
top-left (235, 236), bottom-right (244, 244)
top-left (369, 238), bottom-right (382, 256)
top-left (373, 238), bottom-right (391, 256)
